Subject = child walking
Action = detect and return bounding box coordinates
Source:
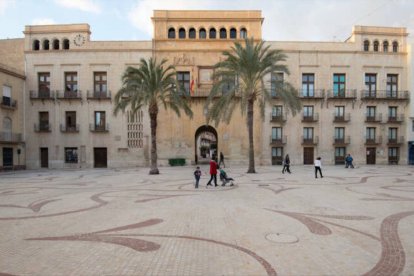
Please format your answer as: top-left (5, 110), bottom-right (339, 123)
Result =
top-left (194, 166), bottom-right (201, 188)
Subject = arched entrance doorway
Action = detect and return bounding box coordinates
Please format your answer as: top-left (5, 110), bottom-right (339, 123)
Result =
top-left (195, 125), bottom-right (218, 164)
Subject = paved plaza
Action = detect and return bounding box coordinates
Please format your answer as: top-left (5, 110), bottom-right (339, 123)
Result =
top-left (0, 164), bottom-right (413, 276)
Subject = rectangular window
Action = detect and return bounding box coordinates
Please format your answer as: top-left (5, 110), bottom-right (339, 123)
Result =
top-left (303, 106), bottom-right (314, 118)
top-left (335, 147), bottom-right (345, 157)
top-left (333, 74), bottom-right (346, 97)
top-left (38, 72), bottom-right (50, 97)
top-left (388, 107), bottom-right (397, 121)
top-left (65, 147), bottom-right (78, 163)
top-left (366, 106), bottom-right (376, 121)
top-left (177, 71), bottom-right (190, 94)
top-left (271, 147), bottom-right (283, 165)
top-left (272, 106), bottom-right (283, 117)
top-left (365, 74), bottom-right (377, 97)
top-left (127, 110), bottom-right (144, 148)
top-left (366, 127), bottom-right (376, 139)
top-left (386, 74), bottom-right (398, 98)
top-left (271, 72), bottom-right (284, 97)
top-left (221, 75), bottom-right (236, 95)
top-left (199, 68), bottom-right (213, 84)
top-left (95, 111), bottom-right (106, 131)
top-left (388, 128), bottom-right (398, 140)
top-left (65, 111), bottom-right (76, 131)
top-left (335, 127), bottom-right (345, 139)
top-left (302, 73), bottom-right (314, 97)
top-left (335, 106), bottom-right (345, 118)
top-left (303, 127), bottom-right (314, 139)
top-left (65, 72), bottom-right (78, 96)
top-left (2, 85), bottom-right (11, 106)
top-left (272, 127), bottom-right (282, 140)
top-left (39, 112), bottom-right (49, 131)
top-left (94, 72), bottom-right (107, 94)
top-left (388, 147), bottom-right (399, 157)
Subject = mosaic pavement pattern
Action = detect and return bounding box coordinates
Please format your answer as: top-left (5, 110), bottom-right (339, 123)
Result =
top-left (0, 165), bottom-right (413, 275)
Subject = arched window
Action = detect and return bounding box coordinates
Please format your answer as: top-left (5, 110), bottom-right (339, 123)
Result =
top-left (189, 28), bottom-right (196, 39)
top-left (63, 39), bottom-right (70, 50)
top-left (209, 28), bottom-right (216, 39)
top-left (179, 28), bottom-right (186, 39)
top-left (230, 28), bottom-right (237, 39)
top-left (168, 28), bottom-right (176, 39)
top-left (33, 40), bottom-right (40, 51)
top-left (220, 28), bottom-right (227, 39)
top-left (383, 41), bottom-right (389, 52)
top-left (43, 39), bottom-right (50, 50)
top-left (363, 40), bottom-right (370, 51)
top-left (199, 28), bottom-right (206, 39)
top-left (373, 41), bottom-right (379, 52)
top-left (392, 41), bottom-right (398, 52)
top-left (240, 28), bottom-right (247, 39)
top-left (53, 39), bottom-right (59, 50)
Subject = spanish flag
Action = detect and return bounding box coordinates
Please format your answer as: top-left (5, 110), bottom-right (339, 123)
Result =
top-left (190, 78), bottom-right (195, 96)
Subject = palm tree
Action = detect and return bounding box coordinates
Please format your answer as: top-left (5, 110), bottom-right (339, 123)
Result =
top-left (114, 58), bottom-right (193, 174)
top-left (206, 38), bottom-right (301, 173)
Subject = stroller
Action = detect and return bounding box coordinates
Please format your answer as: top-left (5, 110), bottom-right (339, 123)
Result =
top-left (219, 168), bottom-right (234, 186)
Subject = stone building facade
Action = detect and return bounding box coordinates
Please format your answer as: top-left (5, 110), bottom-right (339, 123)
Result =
top-left (1, 10), bottom-right (413, 169)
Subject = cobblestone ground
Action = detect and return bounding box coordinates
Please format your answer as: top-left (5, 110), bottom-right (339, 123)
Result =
top-left (0, 165), bottom-right (413, 276)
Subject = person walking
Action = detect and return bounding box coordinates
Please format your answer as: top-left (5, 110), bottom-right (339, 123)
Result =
top-left (218, 151), bottom-right (225, 168)
top-left (345, 154), bottom-right (354, 168)
top-left (206, 158), bottom-right (218, 187)
top-left (194, 166), bottom-right (202, 188)
top-left (282, 154), bottom-right (291, 174)
top-left (314, 157), bottom-right (323, 178)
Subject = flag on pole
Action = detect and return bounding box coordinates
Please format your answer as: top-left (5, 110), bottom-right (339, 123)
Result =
top-left (190, 67), bottom-right (195, 96)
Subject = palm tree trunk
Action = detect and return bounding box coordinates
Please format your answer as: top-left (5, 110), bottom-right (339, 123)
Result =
top-left (149, 105), bottom-right (159, 175)
top-left (247, 99), bottom-right (256, 173)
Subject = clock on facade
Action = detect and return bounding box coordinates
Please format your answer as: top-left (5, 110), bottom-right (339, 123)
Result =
top-left (73, 34), bottom-right (85, 46)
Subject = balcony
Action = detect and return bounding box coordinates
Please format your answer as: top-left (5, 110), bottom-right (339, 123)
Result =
top-left (365, 136), bottom-right (382, 145)
top-left (34, 123), bottom-right (51, 132)
top-left (56, 90), bottom-right (82, 100)
top-left (270, 112), bottom-right (287, 123)
top-left (30, 90), bottom-right (55, 100)
top-left (365, 113), bottom-right (382, 123)
top-left (0, 132), bottom-right (23, 143)
top-left (333, 136), bottom-right (350, 146)
top-left (361, 90), bottom-right (409, 101)
top-left (326, 89), bottom-right (357, 100)
top-left (298, 89), bottom-right (324, 99)
top-left (270, 135), bottom-right (287, 145)
top-left (387, 114), bottom-right (404, 124)
top-left (1, 97), bottom-right (17, 109)
top-left (387, 136), bottom-right (404, 146)
top-left (87, 90), bottom-right (112, 100)
top-left (301, 136), bottom-right (319, 145)
top-left (60, 124), bottom-right (80, 133)
top-left (333, 113), bottom-right (350, 123)
top-left (90, 123), bottom-right (109, 132)
top-left (302, 113), bottom-right (319, 123)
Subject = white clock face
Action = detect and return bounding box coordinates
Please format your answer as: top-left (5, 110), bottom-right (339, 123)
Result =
top-left (74, 34), bottom-right (85, 46)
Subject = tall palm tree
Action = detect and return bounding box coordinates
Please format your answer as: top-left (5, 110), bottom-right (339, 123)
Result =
top-left (114, 58), bottom-right (193, 174)
top-left (206, 38), bottom-right (301, 173)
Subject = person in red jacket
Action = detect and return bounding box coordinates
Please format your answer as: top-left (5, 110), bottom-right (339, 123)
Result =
top-left (206, 158), bottom-right (218, 187)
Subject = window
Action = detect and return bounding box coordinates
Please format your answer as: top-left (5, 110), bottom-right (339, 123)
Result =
top-left (63, 39), bottom-right (70, 50)
top-left (168, 28), bottom-right (175, 39)
top-left (272, 147), bottom-right (283, 165)
top-left (366, 106), bottom-right (376, 121)
top-left (43, 39), bottom-right (49, 50)
top-left (392, 41), bottom-right (398, 52)
top-left (220, 28), bottom-right (227, 39)
top-left (65, 111), bottom-right (76, 131)
top-left (2, 85), bottom-right (11, 106)
top-left (365, 73), bottom-right (377, 97)
top-left (302, 73), bottom-right (314, 97)
top-left (303, 106), bottom-right (314, 120)
top-left (335, 106), bottom-right (345, 119)
top-left (65, 72), bottom-right (78, 96)
top-left (33, 39), bottom-right (40, 51)
top-left (373, 41), bottom-right (379, 52)
top-left (230, 28), bottom-right (237, 39)
top-left (366, 127), bottom-right (376, 140)
top-left (335, 127), bottom-right (345, 141)
top-left (303, 127), bottom-right (314, 139)
top-left (388, 127), bottom-right (398, 141)
top-left (209, 28), bottom-right (216, 39)
top-left (335, 147), bottom-right (346, 164)
top-left (3, 117), bottom-right (11, 139)
top-left (189, 28), bottom-right (196, 39)
top-left (95, 111), bottom-right (106, 131)
top-left (65, 148), bottom-right (78, 163)
top-left (388, 107), bottom-right (397, 121)
top-left (222, 75), bottom-right (236, 94)
top-left (272, 106), bottom-right (283, 118)
top-left (127, 110), bottom-right (144, 148)
top-left (179, 28), bottom-right (186, 39)
top-left (39, 112), bottom-right (49, 131)
top-left (271, 72), bottom-right (283, 97)
top-left (199, 68), bottom-right (213, 83)
top-left (177, 71), bottom-right (190, 94)
top-left (199, 28), bottom-right (206, 39)
top-left (388, 147), bottom-right (399, 163)
top-left (38, 72), bottom-right (50, 98)
top-left (383, 41), bottom-right (389, 52)
top-left (333, 74), bottom-right (346, 97)
top-left (240, 28), bottom-right (247, 39)
top-left (386, 74), bottom-right (398, 98)
top-left (94, 72), bottom-right (107, 95)
top-left (272, 127), bottom-right (282, 140)
top-left (363, 40), bottom-right (370, 51)
top-left (52, 39), bottom-right (59, 50)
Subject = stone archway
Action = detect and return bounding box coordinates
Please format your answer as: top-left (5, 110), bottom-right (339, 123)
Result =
top-left (194, 125), bottom-right (218, 164)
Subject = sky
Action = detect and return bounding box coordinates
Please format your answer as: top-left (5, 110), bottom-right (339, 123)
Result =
top-left (0, 0), bottom-right (413, 42)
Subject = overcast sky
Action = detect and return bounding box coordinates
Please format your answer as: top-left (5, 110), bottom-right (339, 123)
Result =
top-left (0, 0), bottom-right (413, 42)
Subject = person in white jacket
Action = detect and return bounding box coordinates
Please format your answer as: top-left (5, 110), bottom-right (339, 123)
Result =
top-left (314, 157), bottom-right (323, 178)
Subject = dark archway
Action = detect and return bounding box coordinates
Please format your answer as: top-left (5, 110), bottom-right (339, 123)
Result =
top-left (194, 125), bottom-right (218, 164)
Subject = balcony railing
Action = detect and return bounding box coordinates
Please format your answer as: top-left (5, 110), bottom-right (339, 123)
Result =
top-left (90, 123), bottom-right (109, 132)
top-left (302, 113), bottom-right (319, 122)
top-left (60, 124), bottom-right (80, 133)
top-left (34, 123), bottom-right (51, 132)
top-left (1, 97), bottom-right (17, 109)
top-left (326, 89), bottom-right (357, 99)
top-left (270, 135), bottom-right (287, 145)
top-left (333, 113), bottom-right (350, 123)
top-left (301, 136), bottom-right (319, 145)
top-left (30, 90), bottom-right (55, 100)
top-left (361, 90), bottom-right (409, 100)
top-left (270, 112), bottom-right (287, 123)
top-left (0, 132), bottom-right (22, 143)
top-left (333, 136), bottom-right (350, 145)
top-left (56, 90), bottom-right (82, 100)
top-left (365, 113), bottom-right (382, 123)
top-left (365, 136), bottom-right (382, 145)
top-left (387, 136), bottom-right (404, 145)
top-left (298, 89), bottom-right (324, 99)
top-left (387, 114), bottom-right (404, 123)
top-left (87, 90), bottom-right (112, 100)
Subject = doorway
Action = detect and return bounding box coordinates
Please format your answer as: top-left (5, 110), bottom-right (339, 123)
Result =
top-left (366, 147), bottom-right (376, 164)
top-left (94, 148), bottom-right (107, 168)
top-left (40, 148), bottom-right (48, 168)
top-left (2, 147), bottom-right (13, 168)
top-left (409, 142), bottom-right (414, 165)
top-left (194, 125), bottom-right (218, 164)
top-left (303, 147), bottom-right (314, 164)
